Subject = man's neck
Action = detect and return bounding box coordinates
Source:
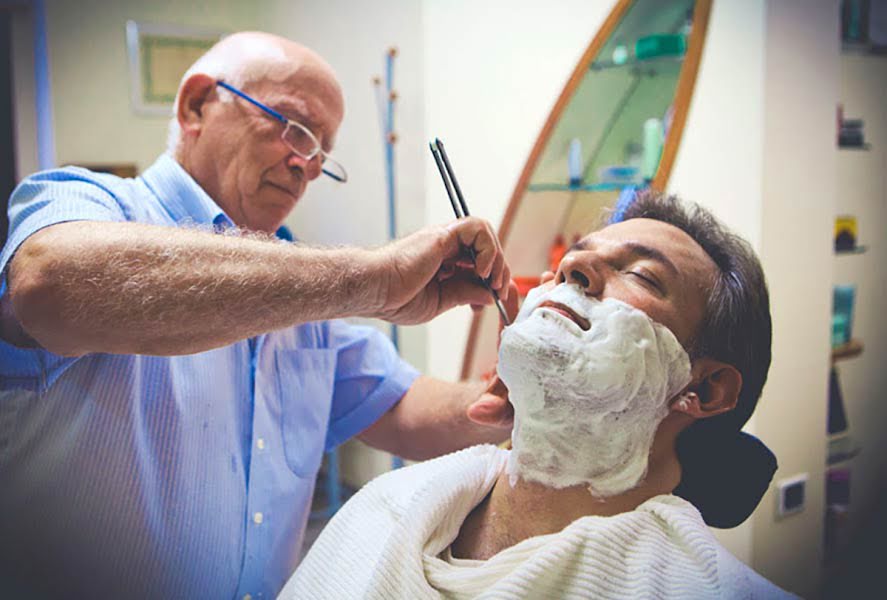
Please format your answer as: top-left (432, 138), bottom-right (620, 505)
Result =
top-left (451, 425), bottom-right (683, 560)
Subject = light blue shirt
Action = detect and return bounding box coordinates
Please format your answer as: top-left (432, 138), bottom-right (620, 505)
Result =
top-left (0, 155), bottom-right (419, 598)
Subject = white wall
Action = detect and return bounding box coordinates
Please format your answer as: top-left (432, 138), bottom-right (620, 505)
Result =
top-left (43, 0), bottom-right (265, 172)
top-left (667, 0), bottom-right (766, 565)
top-left (753, 1), bottom-right (838, 597)
top-left (668, 0), bottom-right (764, 249)
top-left (10, 6), bottom-right (39, 180)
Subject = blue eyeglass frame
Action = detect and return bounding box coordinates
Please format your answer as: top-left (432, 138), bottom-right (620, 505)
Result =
top-left (215, 80), bottom-right (347, 183)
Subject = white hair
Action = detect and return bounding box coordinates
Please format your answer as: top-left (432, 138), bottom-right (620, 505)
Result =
top-left (165, 34), bottom-right (289, 156)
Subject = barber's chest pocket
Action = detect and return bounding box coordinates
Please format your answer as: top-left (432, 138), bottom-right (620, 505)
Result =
top-left (275, 349), bottom-right (337, 478)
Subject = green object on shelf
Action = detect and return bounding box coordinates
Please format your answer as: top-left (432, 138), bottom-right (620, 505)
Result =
top-left (635, 34), bottom-right (686, 60)
top-left (832, 285), bottom-right (856, 346)
top-left (831, 314), bottom-right (849, 347)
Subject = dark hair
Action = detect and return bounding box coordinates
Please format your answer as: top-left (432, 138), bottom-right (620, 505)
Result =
top-left (610, 189), bottom-right (776, 527)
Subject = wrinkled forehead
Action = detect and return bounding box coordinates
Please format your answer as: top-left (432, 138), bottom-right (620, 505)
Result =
top-left (251, 63), bottom-right (343, 116)
top-left (585, 218), bottom-right (716, 281)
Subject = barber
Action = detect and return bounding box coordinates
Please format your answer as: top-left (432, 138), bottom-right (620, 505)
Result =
top-left (0, 32), bottom-right (513, 599)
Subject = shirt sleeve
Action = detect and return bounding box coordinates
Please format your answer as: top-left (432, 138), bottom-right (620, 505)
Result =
top-left (0, 169), bottom-right (129, 391)
top-left (324, 320), bottom-right (420, 451)
top-left (1, 168), bottom-right (129, 290)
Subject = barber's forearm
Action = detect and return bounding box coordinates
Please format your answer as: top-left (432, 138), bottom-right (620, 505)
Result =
top-left (359, 377), bottom-right (509, 461)
top-left (9, 221), bottom-right (376, 356)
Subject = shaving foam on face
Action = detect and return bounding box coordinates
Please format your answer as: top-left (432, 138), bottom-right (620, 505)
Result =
top-left (497, 283), bottom-right (692, 497)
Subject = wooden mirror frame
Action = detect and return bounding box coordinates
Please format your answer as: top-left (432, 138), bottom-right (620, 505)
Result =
top-left (461, 0), bottom-right (713, 380)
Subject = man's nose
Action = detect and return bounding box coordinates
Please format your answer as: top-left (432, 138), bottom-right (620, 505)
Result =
top-left (555, 252), bottom-right (603, 295)
top-left (286, 153), bottom-right (323, 180)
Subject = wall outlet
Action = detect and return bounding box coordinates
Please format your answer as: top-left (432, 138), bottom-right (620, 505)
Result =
top-left (776, 473), bottom-right (808, 518)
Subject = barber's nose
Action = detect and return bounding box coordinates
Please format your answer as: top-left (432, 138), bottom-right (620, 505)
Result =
top-left (286, 153), bottom-right (323, 180)
top-left (555, 252), bottom-right (603, 295)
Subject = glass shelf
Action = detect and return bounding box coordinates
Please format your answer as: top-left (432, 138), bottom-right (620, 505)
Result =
top-left (831, 339), bottom-right (864, 362)
top-left (841, 41), bottom-right (887, 56)
top-left (826, 434), bottom-right (861, 466)
top-left (835, 245), bottom-right (868, 255)
top-left (590, 53), bottom-right (684, 72)
top-left (528, 0), bottom-right (694, 189)
top-left (527, 182), bottom-right (633, 193)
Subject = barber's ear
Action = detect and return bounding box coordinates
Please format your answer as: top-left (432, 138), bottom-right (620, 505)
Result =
top-left (177, 73), bottom-right (218, 138)
top-left (670, 358), bottom-right (742, 419)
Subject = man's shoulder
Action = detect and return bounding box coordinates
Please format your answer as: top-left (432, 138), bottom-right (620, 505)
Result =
top-left (10, 163), bottom-right (143, 218)
top-left (19, 164), bottom-right (134, 192)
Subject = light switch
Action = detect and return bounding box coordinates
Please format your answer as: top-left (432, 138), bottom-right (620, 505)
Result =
top-left (776, 473), bottom-right (808, 518)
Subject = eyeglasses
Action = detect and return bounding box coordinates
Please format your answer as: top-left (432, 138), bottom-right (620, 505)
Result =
top-left (216, 80), bottom-right (348, 183)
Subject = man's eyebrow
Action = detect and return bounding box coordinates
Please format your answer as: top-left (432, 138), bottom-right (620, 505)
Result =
top-left (568, 238), bottom-right (591, 253)
top-left (566, 237), bottom-right (679, 276)
top-left (622, 241), bottom-right (679, 276)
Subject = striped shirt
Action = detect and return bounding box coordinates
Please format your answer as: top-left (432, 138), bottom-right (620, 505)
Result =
top-left (0, 154), bottom-right (418, 599)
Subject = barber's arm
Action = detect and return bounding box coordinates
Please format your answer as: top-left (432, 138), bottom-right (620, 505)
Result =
top-left (3, 216), bottom-right (509, 356)
top-left (358, 281), bottom-right (519, 460)
top-left (357, 375), bottom-right (513, 460)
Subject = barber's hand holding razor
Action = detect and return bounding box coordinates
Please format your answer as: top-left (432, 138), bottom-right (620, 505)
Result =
top-left (466, 279), bottom-right (521, 430)
top-left (368, 217), bottom-right (511, 325)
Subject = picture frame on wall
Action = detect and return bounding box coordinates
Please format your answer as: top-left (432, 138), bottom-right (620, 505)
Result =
top-left (125, 21), bottom-right (225, 116)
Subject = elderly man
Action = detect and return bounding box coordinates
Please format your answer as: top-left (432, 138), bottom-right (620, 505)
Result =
top-left (284, 193), bottom-right (796, 599)
top-left (0, 32), bottom-right (513, 598)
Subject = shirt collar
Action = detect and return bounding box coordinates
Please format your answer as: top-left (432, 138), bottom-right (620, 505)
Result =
top-left (141, 154), bottom-right (235, 229)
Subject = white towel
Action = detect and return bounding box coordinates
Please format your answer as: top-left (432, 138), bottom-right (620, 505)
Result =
top-left (281, 445), bottom-right (795, 599)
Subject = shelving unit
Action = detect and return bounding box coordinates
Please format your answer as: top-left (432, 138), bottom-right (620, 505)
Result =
top-left (831, 339), bottom-right (864, 362)
top-left (826, 433), bottom-right (862, 466)
top-left (835, 245), bottom-right (868, 255)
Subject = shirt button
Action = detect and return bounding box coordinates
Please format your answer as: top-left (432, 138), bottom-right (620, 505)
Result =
top-left (253, 512), bottom-right (264, 525)
top-left (256, 438), bottom-right (265, 451)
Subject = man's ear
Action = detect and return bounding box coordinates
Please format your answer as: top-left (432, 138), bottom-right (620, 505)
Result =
top-left (670, 358), bottom-right (742, 419)
top-left (176, 73), bottom-right (218, 140)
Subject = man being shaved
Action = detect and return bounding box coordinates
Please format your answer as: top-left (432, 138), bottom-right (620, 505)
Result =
top-left (283, 192), bottom-right (795, 599)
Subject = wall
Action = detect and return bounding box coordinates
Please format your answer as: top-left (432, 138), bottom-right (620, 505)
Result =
top-left (835, 51), bottom-right (887, 558)
top-left (43, 0), bottom-right (265, 173)
top-left (753, 1), bottom-right (838, 598)
top-left (10, 6), bottom-right (38, 180)
top-left (666, 0), bottom-right (766, 564)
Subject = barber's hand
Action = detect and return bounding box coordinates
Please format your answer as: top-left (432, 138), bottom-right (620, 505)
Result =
top-left (368, 217), bottom-right (511, 325)
top-left (466, 280), bottom-right (519, 429)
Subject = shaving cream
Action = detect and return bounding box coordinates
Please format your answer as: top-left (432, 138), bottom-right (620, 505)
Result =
top-left (497, 283), bottom-right (692, 497)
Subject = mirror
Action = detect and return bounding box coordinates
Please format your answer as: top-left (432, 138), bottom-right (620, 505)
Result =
top-left (462, 0), bottom-right (712, 380)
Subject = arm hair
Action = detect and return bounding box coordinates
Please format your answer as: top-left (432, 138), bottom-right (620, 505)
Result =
top-left (7, 221), bottom-right (378, 356)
